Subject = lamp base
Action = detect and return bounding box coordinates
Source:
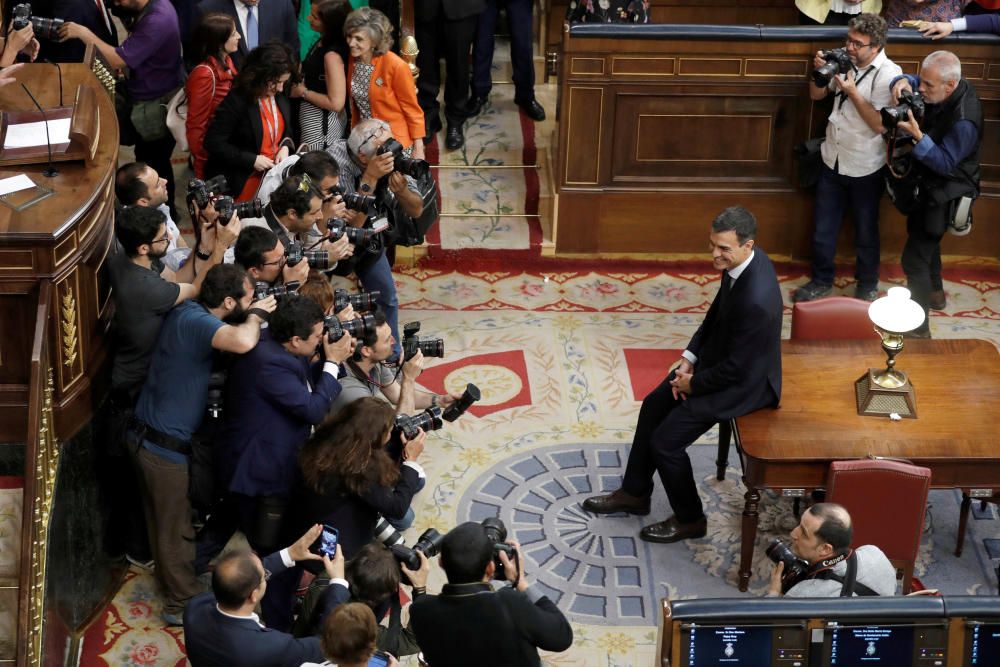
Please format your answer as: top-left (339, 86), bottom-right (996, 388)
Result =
top-left (855, 368), bottom-right (917, 418)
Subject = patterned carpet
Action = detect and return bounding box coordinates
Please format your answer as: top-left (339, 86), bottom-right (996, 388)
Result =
top-left (78, 260), bottom-right (1000, 666)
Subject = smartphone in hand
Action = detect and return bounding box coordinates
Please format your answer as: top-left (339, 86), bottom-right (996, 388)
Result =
top-left (316, 524), bottom-right (339, 558)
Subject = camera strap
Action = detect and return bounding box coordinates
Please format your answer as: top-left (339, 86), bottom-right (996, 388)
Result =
top-left (837, 65), bottom-right (876, 111)
top-left (813, 550), bottom-right (880, 596)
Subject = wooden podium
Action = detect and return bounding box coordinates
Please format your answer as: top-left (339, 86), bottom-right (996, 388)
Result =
top-left (0, 83), bottom-right (100, 167)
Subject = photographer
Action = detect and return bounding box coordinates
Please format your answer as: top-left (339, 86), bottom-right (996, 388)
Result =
top-left (307, 603), bottom-right (400, 667)
top-left (184, 524), bottom-right (349, 667)
top-left (116, 162), bottom-right (190, 272)
top-left (234, 226), bottom-right (309, 289)
top-left (255, 150), bottom-right (351, 224)
top-left (794, 14), bottom-right (902, 304)
top-left (0, 18), bottom-right (37, 65)
top-left (330, 118), bottom-right (439, 360)
top-left (409, 522), bottom-right (573, 666)
top-left (214, 295), bottom-right (353, 557)
top-left (128, 263), bottom-right (276, 625)
top-left (766, 502), bottom-right (897, 598)
top-left (888, 50), bottom-right (980, 336)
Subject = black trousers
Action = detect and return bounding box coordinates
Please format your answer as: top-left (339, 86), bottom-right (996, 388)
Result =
top-left (620, 373), bottom-right (715, 524)
top-left (902, 207), bottom-right (947, 332)
top-left (415, 12), bottom-right (478, 128)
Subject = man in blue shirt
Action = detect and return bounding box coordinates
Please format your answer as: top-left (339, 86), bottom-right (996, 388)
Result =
top-left (131, 263), bottom-right (276, 625)
top-left (889, 50), bottom-right (981, 336)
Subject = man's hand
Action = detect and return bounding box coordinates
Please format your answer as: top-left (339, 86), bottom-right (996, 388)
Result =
top-left (896, 110), bottom-right (924, 142)
top-left (499, 541), bottom-right (528, 592)
top-left (321, 543), bottom-right (346, 581)
top-left (833, 68), bottom-right (857, 96)
top-left (400, 550), bottom-right (430, 588)
top-left (363, 150), bottom-right (395, 181)
top-left (57, 22), bottom-right (94, 44)
top-left (767, 561), bottom-right (785, 596)
top-left (436, 392), bottom-right (464, 411)
top-left (250, 294), bottom-right (278, 317)
top-left (323, 195), bottom-right (349, 221)
top-left (388, 172), bottom-right (409, 195)
top-left (812, 50), bottom-right (827, 70)
top-left (402, 428), bottom-right (426, 462)
top-left (275, 145), bottom-right (290, 164)
top-left (401, 349), bottom-right (424, 381)
top-left (322, 331), bottom-right (354, 364)
top-left (323, 234), bottom-right (354, 261)
top-left (287, 524), bottom-right (324, 563)
top-left (0, 63), bottom-right (24, 88)
top-left (891, 77), bottom-right (913, 105)
top-left (8, 23), bottom-right (34, 52)
top-left (919, 21), bottom-right (953, 40)
top-left (335, 303), bottom-right (355, 322)
top-left (282, 258), bottom-right (310, 284)
top-left (253, 154), bottom-right (275, 172)
top-left (215, 216), bottom-right (241, 249)
top-left (670, 370), bottom-right (693, 400)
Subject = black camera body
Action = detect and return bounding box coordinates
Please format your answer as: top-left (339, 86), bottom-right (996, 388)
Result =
top-left (765, 538), bottom-right (812, 593)
top-left (394, 406), bottom-right (443, 440)
top-left (254, 279), bottom-right (300, 301)
top-left (481, 517), bottom-right (517, 582)
top-left (327, 218), bottom-right (377, 245)
top-left (442, 383), bottom-right (481, 422)
top-left (331, 186), bottom-right (376, 214)
top-left (881, 89), bottom-right (926, 129)
top-left (377, 138), bottom-right (431, 180)
top-left (213, 195), bottom-right (263, 224)
top-left (401, 322), bottom-right (444, 359)
top-left (333, 288), bottom-right (380, 314)
top-left (324, 312), bottom-right (375, 343)
top-left (188, 175), bottom-right (228, 209)
top-left (374, 517), bottom-right (445, 572)
top-left (284, 241), bottom-right (330, 270)
top-left (812, 47), bottom-right (854, 88)
top-left (206, 370), bottom-right (227, 419)
top-left (11, 3), bottom-right (63, 41)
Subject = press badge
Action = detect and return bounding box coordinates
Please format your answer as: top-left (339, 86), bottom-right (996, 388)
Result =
top-left (371, 215), bottom-right (389, 233)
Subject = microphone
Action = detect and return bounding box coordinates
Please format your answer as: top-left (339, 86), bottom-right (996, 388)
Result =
top-left (20, 83), bottom-right (57, 178)
top-left (43, 59), bottom-right (63, 107)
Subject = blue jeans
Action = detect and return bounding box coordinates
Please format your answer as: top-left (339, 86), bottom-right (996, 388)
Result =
top-left (810, 163), bottom-right (885, 290)
top-left (356, 251), bottom-right (401, 359)
top-left (387, 475), bottom-right (426, 531)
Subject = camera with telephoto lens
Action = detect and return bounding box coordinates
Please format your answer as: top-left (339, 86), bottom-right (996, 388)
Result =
top-left (254, 280), bottom-right (300, 301)
top-left (333, 288), bottom-right (380, 314)
top-left (188, 175), bottom-right (228, 209)
top-left (284, 241), bottom-right (330, 270)
top-left (377, 138), bottom-right (431, 180)
top-left (401, 322), bottom-right (444, 359)
top-left (394, 406), bottom-right (443, 440)
top-left (880, 89), bottom-right (926, 129)
top-left (373, 517), bottom-right (445, 572)
top-left (326, 218), bottom-right (378, 245)
top-left (330, 186), bottom-right (376, 213)
top-left (442, 383), bottom-right (481, 422)
top-left (323, 313), bottom-right (375, 343)
top-left (481, 517), bottom-right (517, 582)
top-left (11, 4), bottom-right (64, 41)
top-left (213, 195), bottom-right (263, 224)
top-left (765, 538), bottom-right (811, 593)
top-left (812, 47), bottom-right (854, 88)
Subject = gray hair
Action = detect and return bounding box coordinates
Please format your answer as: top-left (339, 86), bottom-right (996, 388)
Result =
top-left (922, 50), bottom-right (962, 85)
top-left (347, 118), bottom-right (390, 159)
top-left (343, 7), bottom-right (393, 56)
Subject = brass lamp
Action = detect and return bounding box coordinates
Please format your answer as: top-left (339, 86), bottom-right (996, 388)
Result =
top-left (855, 286), bottom-right (925, 418)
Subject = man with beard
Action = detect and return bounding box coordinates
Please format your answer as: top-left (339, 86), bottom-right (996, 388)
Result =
top-left (129, 263), bottom-right (277, 625)
top-left (105, 205), bottom-right (236, 567)
top-left (116, 162), bottom-right (190, 272)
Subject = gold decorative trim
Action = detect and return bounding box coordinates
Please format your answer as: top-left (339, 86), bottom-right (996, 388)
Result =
top-left (27, 370), bottom-right (58, 666)
top-left (744, 58), bottom-right (810, 78)
top-left (611, 56), bottom-right (675, 77)
top-left (61, 288), bottom-right (78, 368)
top-left (677, 57), bottom-right (743, 77)
top-left (570, 57), bottom-right (606, 76)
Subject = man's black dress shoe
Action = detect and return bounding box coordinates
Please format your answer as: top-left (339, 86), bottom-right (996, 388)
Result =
top-left (581, 490), bottom-right (651, 516)
top-left (465, 94), bottom-right (487, 117)
top-left (639, 516), bottom-right (708, 543)
top-left (516, 98), bottom-right (546, 122)
top-left (445, 124), bottom-right (464, 150)
top-left (424, 117), bottom-right (442, 143)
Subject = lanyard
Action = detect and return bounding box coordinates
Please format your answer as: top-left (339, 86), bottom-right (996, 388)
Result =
top-left (259, 96), bottom-right (279, 148)
top-left (837, 65), bottom-right (876, 111)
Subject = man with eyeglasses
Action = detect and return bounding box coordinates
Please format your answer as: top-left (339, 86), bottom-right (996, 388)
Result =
top-left (328, 119), bottom-right (438, 361)
top-left (794, 13), bottom-right (901, 304)
top-left (184, 524), bottom-right (349, 666)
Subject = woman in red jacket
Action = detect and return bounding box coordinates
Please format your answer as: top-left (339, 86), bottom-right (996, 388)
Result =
top-left (344, 7), bottom-right (424, 159)
top-left (186, 12), bottom-right (240, 179)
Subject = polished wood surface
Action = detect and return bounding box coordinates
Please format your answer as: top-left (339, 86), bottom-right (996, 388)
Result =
top-left (0, 62), bottom-right (118, 442)
top-left (732, 338), bottom-right (1000, 591)
top-left (555, 25), bottom-right (1000, 256)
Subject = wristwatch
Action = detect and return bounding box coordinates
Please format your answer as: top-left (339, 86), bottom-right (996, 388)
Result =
top-left (359, 182), bottom-right (373, 193)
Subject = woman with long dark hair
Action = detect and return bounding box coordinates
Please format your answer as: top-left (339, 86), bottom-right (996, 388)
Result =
top-left (186, 12), bottom-right (240, 178)
top-left (290, 0), bottom-right (350, 151)
top-left (292, 397), bottom-right (426, 559)
top-left (204, 41), bottom-right (296, 201)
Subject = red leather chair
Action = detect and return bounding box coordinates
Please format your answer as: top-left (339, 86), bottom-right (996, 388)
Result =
top-left (790, 296), bottom-right (875, 340)
top-left (826, 458), bottom-right (932, 594)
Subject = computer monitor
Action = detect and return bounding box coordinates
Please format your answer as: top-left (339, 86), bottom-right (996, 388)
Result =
top-left (820, 622), bottom-right (948, 666)
top-left (962, 621), bottom-right (1000, 666)
top-left (676, 622), bottom-right (809, 667)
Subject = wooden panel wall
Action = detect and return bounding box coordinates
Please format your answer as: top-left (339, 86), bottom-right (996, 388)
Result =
top-left (555, 30), bottom-right (1000, 257)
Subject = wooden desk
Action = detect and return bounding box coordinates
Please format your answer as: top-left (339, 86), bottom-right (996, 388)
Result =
top-left (732, 339), bottom-right (1000, 592)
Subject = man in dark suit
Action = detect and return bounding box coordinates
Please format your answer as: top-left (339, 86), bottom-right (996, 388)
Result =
top-left (410, 522), bottom-right (573, 666)
top-left (184, 524), bottom-right (350, 667)
top-left (415, 0), bottom-right (487, 150)
top-left (583, 206), bottom-right (783, 543)
top-left (194, 0), bottom-right (297, 67)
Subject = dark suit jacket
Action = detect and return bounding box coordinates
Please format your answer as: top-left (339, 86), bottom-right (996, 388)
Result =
top-left (414, 0), bottom-right (487, 21)
top-left (686, 248), bottom-right (783, 421)
top-left (33, 0), bottom-right (117, 62)
top-left (219, 336), bottom-right (341, 497)
top-left (204, 88), bottom-right (293, 201)
top-left (184, 551), bottom-right (349, 667)
top-left (410, 582), bottom-right (573, 667)
top-left (194, 0), bottom-right (298, 67)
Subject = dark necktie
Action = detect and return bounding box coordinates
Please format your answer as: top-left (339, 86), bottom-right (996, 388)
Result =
top-left (718, 272), bottom-right (733, 311)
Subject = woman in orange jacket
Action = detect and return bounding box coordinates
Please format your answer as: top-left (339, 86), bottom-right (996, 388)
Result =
top-left (344, 7), bottom-right (425, 159)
